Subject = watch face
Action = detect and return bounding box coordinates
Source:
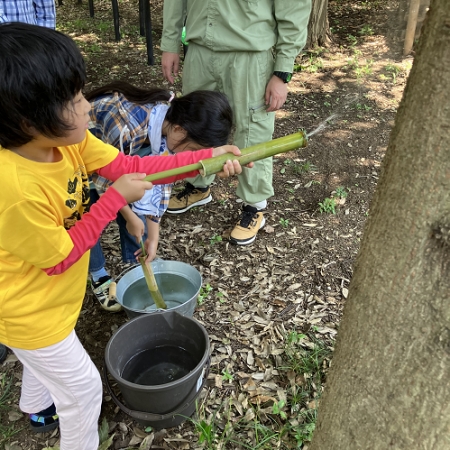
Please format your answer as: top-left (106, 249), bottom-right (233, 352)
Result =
top-left (286, 73), bottom-right (292, 82)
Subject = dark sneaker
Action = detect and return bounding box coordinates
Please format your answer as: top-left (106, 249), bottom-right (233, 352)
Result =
top-left (29, 403), bottom-right (59, 433)
top-left (166, 182), bottom-right (212, 214)
top-left (230, 205), bottom-right (266, 246)
top-left (92, 276), bottom-right (122, 312)
top-left (0, 344), bottom-right (7, 363)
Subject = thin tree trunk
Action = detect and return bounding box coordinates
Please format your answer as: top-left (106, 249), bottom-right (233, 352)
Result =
top-left (404, 0), bottom-right (421, 55)
top-left (307, 0), bottom-right (331, 48)
top-left (310, 0), bottom-right (450, 448)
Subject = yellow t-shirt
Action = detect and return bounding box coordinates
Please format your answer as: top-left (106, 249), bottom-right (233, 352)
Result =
top-left (0, 131), bottom-right (118, 349)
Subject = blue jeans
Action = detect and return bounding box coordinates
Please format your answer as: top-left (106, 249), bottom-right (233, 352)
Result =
top-left (88, 188), bottom-right (148, 272)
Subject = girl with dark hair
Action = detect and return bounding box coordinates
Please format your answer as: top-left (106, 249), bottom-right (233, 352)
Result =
top-left (86, 82), bottom-right (233, 311)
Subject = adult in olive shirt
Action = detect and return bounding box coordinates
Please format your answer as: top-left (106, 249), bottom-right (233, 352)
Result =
top-left (161, 0), bottom-right (311, 245)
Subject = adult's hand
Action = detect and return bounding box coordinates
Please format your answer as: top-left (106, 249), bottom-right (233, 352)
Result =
top-left (161, 52), bottom-right (180, 84)
top-left (265, 75), bottom-right (288, 112)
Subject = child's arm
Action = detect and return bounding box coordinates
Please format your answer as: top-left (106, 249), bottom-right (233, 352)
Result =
top-left (119, 205), bottom-right (145, 244)
top-left (43, 173), bottom-right (152, 276)
top-left (96, 145), bottom-right (243, 185)
top-left (139, 217), bottom-right (160, 263)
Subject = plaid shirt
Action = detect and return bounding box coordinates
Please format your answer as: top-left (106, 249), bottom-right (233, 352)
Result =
top-left (0, 0), bottom-right (56, 28)
top-left (89, 93), bottom-right (172, 224)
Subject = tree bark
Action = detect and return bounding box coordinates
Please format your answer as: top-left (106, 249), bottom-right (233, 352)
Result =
top-left (307, 0), bottom-right (331, 48)
top-left (309, 0), bottom-right (450, 448)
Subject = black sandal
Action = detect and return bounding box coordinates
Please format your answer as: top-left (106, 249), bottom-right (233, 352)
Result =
top-left (29, 403), bottom-right (59, 433)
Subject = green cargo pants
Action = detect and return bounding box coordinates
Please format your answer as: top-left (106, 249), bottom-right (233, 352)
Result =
top-left (182, 43), bottom-right (275, 205)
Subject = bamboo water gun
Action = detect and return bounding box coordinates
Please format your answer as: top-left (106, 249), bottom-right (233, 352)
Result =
top-left (144, 130), bottom-right (308, 183)
top-left (138, 239), bottom-right (167, 310)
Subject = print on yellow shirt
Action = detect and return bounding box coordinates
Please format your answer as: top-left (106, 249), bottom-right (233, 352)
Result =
top-left (64, 165), bottom-right (90, 229)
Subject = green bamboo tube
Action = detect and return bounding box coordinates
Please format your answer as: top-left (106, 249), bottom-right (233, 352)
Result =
top-left (144, 130), bottom-right (307, 182)
top-left (139, 240), bottom-right (167, 309)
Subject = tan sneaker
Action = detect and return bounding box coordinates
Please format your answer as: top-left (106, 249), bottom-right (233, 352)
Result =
top-left (230, 205), bottom-right (266, 245)
top-left (166, 182), bottom-right (212, 214)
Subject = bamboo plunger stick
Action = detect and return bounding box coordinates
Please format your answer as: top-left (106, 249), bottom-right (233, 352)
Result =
top-left (139, 240), bottom-right (167, 309)
top-left (144, 130), bottom-right (307, 183)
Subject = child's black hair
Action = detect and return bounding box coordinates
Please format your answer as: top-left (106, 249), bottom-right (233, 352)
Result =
top-left (0, 23), bottom-right (86, 148)
top-left (167, 90), bottom-right (233, 148)
top-left (85, 81), bottom-right (171, 105)
top-left (87, 81), bottom-right (233, 148)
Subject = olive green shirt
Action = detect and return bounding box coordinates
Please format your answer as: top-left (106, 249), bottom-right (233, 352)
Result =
top-left (161, 0), bottom-right (311, 73)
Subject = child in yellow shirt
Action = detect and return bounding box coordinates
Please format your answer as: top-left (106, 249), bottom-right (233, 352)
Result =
top-left (0, 23), bottom-right (244, 450)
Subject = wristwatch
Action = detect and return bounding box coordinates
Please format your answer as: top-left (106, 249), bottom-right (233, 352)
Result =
top-left (273, 71), bottom-right (292, 83)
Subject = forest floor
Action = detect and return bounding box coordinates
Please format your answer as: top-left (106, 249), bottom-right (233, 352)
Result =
top-left (0, 0), bottom-right (414, 449)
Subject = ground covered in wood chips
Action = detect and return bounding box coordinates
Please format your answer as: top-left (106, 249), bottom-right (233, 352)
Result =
top-left (1, 0), bottom-right (414, 448)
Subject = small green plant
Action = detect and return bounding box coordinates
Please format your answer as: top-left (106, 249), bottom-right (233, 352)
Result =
top-left (293, 161), bottom-right (316, 174)
top-left (356, 103), bottom-right (372, 111)
top-left (71, 18), bottom-right (91, 30)
top-left (279, 217), bottom-right (290, 228)
top-left (287, 330), bottom-right (307, 345)
top-left (279, 331), bottom-right (332, 447)
top-left (359, 24), bottom-right (374, 36)
top-left (216, 291), bottom-right (226, 303)
top-left (222, 368), bottom-right (234, 382)
top-left (334, 186), bottom-right (348, 198)
top-left (318, 197), bottom-right (336, 214)
top-left (272, 400), bottom-right (287, 420)
top-left (284, 331), bottom-right (331, 383)
top-left (354, 59), bottom-right (373, 80)
top-left (88, 43), bottom-right (102, 53)
top-left (302, 54), bottom-right (324, 73)
top-left (347, 34), bottom-right (358, 46)
top-left (196, 419), bottom-right (215, 446)
top-left (197, 284), bottom-right (213, 305)
top-left (294, 411), bottom-right (317, 446)
top-left (210, 234), bottom-right (223, 246)
top-left (280, 158), bottom-right (292, 174)
top-left (98, 417), bottom-right (115, 449)
top-left (385, 63), bottom-right (403, 84)
top-left (96, 21), bottom-right (111, 34)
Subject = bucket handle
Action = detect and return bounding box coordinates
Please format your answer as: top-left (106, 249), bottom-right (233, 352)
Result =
top-left (114, 263), bottom-right (140, 283)
top-left (102, 356), bottom-right (211, 423)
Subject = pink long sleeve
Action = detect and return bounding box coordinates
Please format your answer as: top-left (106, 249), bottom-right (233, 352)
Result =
top-left (43, 148), bottom-right (213, 275)
top-left (97, 149), bottom-right (213, 183)
top-left (43, 187), bottom-right (127, 275)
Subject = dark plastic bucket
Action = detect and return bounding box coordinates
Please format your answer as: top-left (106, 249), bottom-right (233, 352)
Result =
top-left (104, 311), bottom-right (210, 429)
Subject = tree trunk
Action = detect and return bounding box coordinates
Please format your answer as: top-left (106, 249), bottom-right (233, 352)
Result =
top-left (309, 0), bottom-right (450, 448)
top-left (307, 0), bottom-right (331, 48)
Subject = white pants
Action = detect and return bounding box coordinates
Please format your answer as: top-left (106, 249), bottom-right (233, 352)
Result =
top-left (11, 330), bottom-right (102, 450)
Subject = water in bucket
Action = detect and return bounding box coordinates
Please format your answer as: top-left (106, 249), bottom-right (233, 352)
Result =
top-left (123, 272), bottom-right (198, 312)
top-left (121, 345), bottom-right (196, 386)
